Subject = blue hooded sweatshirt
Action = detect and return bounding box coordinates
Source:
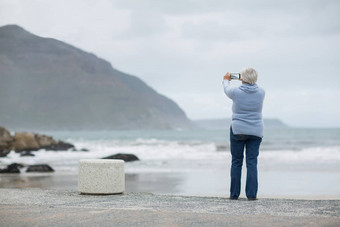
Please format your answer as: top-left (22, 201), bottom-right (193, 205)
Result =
top-left (223, 80), bottom-right (265, 138)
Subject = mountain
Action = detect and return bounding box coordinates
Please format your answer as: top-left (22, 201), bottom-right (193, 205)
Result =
top-left (0, 25), bottom-right (194, 130)
top-left (194, 118), bottom-right (288, 130)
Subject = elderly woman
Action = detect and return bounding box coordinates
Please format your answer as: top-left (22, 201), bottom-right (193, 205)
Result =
top-left (223, 67), bottom-right (265, 200)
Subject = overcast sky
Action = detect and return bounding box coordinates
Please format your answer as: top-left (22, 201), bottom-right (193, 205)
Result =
top-left (1, 0), bottom-right (339, 127)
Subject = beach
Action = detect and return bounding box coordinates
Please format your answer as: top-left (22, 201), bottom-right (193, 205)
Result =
top-left (1, 188), bottom-right (339, 227)
top-left (1, 129), bottom-right (340, 226)
top-left (1, 170), bottom-right (340, 200)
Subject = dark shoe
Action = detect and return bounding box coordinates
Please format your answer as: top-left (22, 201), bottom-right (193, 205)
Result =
top-left (229, 196), bottom-right (238, 200)
top-left (247, 198), bottom-right (257, 201)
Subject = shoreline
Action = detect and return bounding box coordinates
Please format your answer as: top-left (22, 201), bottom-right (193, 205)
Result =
top-left (1, 171), bottom-right (340, 200)
top-left (0, 188), bottom-right (339, 226)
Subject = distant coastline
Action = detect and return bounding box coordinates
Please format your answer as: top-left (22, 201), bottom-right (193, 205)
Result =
top-left (193, 118), bottom-right (288, 130)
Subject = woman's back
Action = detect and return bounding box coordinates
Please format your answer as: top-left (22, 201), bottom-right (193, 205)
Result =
top-left (224, 83), bottom-right (265, 137)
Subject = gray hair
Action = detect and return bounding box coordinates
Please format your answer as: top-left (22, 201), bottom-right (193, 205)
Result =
top-left (240, 67), bottom-right (258, 85)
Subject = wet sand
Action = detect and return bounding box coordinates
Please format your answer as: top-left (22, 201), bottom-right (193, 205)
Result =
top-left (0, 172), bottom-right (183, 194)
top-left (1, 171), bottom-right (340, 200)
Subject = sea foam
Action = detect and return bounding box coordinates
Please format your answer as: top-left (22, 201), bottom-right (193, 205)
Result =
top-left (1, 138), bottom-right (339, 172)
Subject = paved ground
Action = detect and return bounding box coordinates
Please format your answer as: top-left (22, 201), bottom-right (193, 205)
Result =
top-left (0, 188), bottom-right (339, 226)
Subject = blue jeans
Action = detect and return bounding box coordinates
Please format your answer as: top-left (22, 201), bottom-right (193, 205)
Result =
top-left (230, 127), bottom-right (262, 199)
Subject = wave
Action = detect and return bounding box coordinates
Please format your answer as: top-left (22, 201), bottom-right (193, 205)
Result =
top-left (1, 138), bottom-right (339, 173)
top-left (260, 146), bottom-right (340, 163)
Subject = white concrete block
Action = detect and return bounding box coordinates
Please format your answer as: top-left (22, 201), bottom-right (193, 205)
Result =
top-left (78, 159), bottom-right (125, 194)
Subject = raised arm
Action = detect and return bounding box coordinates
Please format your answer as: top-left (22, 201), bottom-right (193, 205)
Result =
top-left (223, 72), bottom-right (234, 99)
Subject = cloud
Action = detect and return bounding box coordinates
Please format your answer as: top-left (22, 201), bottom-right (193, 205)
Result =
top-left (264, 90), bottom-right (340, 127)
top-left (117, 9), bottom-right (168, 38)
top-left (177, 1), bottom-right (340, 43)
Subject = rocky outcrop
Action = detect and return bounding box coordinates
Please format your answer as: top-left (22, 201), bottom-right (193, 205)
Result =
top-left (0, 127), bottom-right (13, 157)
top-left (11, 132), bottom-right (40, 152)
top-left (102, 153), bottom-right (140, 162)
top-left (35, 134), bottom-right (57, 148)
top-left (11, 132), bottom-right (75, 152)
top-left (0, 126), bottom-right (76, 157)
top-left (26, 164), bottom-right (54, 172)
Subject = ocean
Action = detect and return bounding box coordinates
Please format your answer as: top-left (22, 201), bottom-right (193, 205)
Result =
top-left (1, 128), bottom-right (340, 198)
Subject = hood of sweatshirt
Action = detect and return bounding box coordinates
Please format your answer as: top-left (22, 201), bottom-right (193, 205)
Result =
top-left (239, 83), bottom-right (258, 94)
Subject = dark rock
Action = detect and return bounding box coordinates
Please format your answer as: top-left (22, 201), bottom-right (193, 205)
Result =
top-left (45, 141), bottom-right (74, 151)
top-left (71, 148), bottom-right (89, 152)
top-left (0, 163), bottom-right (23, 174)
top-left (102, 153), bottom-right (140, 162)
top-left (26, 164), bottom-right (54, 172)
top-left (20, 151), bottom-right (35, 157)
top-left (10, 163), bottom-right (24, 168)
top-left (0, 126), bottom-right (13, 157)
top-left (215, 144), bottom-right (228, 151)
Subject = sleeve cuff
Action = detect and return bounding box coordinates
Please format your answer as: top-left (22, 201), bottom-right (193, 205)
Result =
top-left (223, 79), bottom-right (230, 85)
